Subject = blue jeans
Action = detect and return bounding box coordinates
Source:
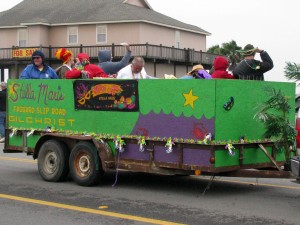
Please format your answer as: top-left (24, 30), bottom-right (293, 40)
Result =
top-left (0, 111), bottom-right (6, 138)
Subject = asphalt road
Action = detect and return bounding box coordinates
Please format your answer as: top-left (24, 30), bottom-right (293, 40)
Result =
top-left (1, 143), bottom-right (300, 225)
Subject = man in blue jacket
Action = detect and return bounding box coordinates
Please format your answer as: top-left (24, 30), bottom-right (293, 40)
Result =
top-left (98, 43), bottom-right (131, 76)
top-left (20, 50), bottom-right (58, 79)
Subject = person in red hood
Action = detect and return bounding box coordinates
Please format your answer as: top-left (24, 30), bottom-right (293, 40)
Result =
top-left (212, 56), bottom-right (235, 79)
top-left (66, 53), bottom-right (108, 79)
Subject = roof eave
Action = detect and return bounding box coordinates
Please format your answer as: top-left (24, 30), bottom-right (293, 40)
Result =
top-left (0, 25), bottom-right (28, 29)
top-left (51, 20), bottom-right (211, 35)
top-left (20, 22), bottom-right (51, 26)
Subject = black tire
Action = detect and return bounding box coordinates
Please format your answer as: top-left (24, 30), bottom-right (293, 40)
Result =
top-left (38, 140), bottom-right (69, 182)
top-left (69, 141), bottom-right (104, 186)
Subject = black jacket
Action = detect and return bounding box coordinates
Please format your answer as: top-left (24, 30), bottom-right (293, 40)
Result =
top-left (0, 89), bottom-right (6, 111)
top-left (233, 51), bottom-right (273, 80)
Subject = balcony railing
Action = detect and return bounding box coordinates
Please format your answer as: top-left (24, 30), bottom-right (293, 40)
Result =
top-left (0, 43), bottom-right (219, 66)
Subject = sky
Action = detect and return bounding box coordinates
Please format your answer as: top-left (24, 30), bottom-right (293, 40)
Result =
top-left (1, 0), bottom-right (299, 83)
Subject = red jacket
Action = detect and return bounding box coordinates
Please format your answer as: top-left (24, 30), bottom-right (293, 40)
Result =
top-left (65, 53), bottom-right (108, 79)
top-left (212, 56), bottom-right (235, 79)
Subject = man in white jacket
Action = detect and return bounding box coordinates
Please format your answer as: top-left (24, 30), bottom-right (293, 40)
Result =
top-left (117, 57), bottom-right (154, 79)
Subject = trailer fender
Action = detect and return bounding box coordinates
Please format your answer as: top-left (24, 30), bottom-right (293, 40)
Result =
top-left (93, 139), bottom-right (114, 170)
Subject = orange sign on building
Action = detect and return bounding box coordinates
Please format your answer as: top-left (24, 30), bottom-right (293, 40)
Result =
top-left (12, 48), bottom-right (38, 58)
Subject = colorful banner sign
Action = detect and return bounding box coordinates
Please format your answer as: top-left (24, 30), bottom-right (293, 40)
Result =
top-left (74, 80), bottom-right (139, 111)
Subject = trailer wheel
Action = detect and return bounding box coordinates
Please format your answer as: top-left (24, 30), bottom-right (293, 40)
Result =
top-left (69, 142), bottom-right (104, 186)
top-left (38, 140), bottom-right (69, 182)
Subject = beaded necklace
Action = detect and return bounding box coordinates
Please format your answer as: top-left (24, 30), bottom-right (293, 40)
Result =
top-left (243, 59), bottom-right (260, 70)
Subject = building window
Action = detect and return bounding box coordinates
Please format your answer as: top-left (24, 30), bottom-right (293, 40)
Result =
top-left (175, 30), bottom-right (180, 48)
top-left (96, 25), bottom-right (107, 44)
top-left (68, 26), bottom-right (78, 45)
top-left (18, 29), bottom-right (27, 47)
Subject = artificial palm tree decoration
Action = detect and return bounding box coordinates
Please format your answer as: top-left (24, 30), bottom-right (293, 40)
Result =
top-left (284, 62), bottom-right (300, 80)
top-left (254, 88), bottom-right (296, 161)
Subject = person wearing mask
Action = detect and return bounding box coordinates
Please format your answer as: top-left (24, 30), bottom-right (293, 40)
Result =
top-left (20, 50), bottom-right (58, 79)
top-left (98, 43), bottom-right (131, 76)
top-left (65, 53), bottom-right (108, 79)
top-left (233, 44), bottom-right (273, 80)
top-left (55, 48), bottom-right (75, 79)
top-left (0, 82), bottom-right (7, 142)
top-left (117, 57), bottom-right (154, 79)
top-left (212, 56), bottom-right (235, 79)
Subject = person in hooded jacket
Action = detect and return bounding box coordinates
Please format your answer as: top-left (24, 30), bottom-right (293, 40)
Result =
top-left (212, 56), bottom-right (235, 79)
top-left (65, 53), bottom-right (108, 79)
top-left (98, 43), bottom-right (131, 76)
top-left (20, 50), bottom-right (58, 79)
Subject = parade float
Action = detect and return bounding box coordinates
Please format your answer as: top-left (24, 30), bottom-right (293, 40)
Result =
top-left (3, 79), bottom-right (296, 186)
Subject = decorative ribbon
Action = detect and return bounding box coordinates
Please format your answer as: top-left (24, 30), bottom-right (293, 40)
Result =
top-left (137, 136), bottom-right (146, 152)
top-left (26, 129), bottom-right (35, 137)
top-left (165, 137), bottom-right (175, 154)
top-left (9, 128), bottom-right (17, 138)
top-left (114, 136), bottom-right (125, 152)
top-left (203, 133), bottom-right (212, 144)
top-left (45, 126), bottom-right (52, 132)
top-left (225, 143), bottom-right (235, 156)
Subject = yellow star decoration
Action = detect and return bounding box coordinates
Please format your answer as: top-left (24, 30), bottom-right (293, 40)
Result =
top-left (183, 89), bottom-right (199, 109)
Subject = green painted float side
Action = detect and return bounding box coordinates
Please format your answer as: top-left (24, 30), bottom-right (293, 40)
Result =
top-left (215, 147), bottom-right (274, 168)
top-left (8, 79), bottom-right (139, 136)
top-left (8, 79), bottom-right (216, 136)
top-left (139, 79), bottom-right (216, 119)
top-left (215, 80), bottom-right (295, 141)
top-left (214, 80), bottom-right (295, 167)
top-left (9, 136), bottom-right (23, 148)
top-left (7, 79), bottom-right (295, 169)
top-left (9, 135), bottom-right (41, 148)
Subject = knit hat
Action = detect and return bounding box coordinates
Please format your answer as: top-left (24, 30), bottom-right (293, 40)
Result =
top-left (55, 48), bottom-right (73, 64)
top-left (31, 50), bottom-right (45, 60)
top-left (187, 64), bottom-right (204, 75)
top-left (242, 44), bottom-right (256, 56)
